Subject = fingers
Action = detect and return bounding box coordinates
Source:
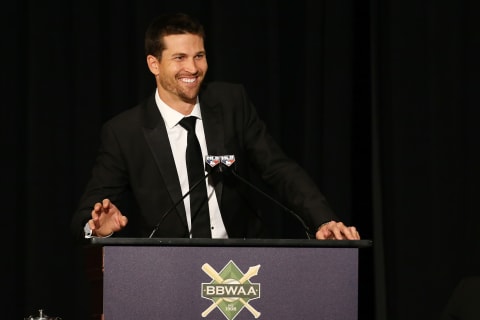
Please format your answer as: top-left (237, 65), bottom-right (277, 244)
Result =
top-left (345, 226), bottom-right (360, 240)
top-left (120, 215), bottom-right (128, 228)
top-left (336, 226), bottom-right (360, 240)
top-left (316, 221), bottom-right (361, 240)
top-left (101, 198), bottom-right (114, 210)
top-left (92, 199), bottom-right (114, 217)
top-left (329, 222), bottom-right (361, 240)
top-left (89, 199), bottom-right (127, 236)
top-left (315, 223), bottom-right (329, 240)
top-left (88, 218), bottom-right (98, 231)
top-left (315, 221), bottom-right (335, 240)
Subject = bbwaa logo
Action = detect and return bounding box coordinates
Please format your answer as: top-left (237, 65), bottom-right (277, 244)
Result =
top-left (201, 261), bottom-right (261, 319)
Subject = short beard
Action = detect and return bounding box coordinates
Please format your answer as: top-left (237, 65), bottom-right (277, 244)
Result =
top-left (159, 77), bottom-right (201, 104)
top-left (177, 86), bottom-right (200, 103)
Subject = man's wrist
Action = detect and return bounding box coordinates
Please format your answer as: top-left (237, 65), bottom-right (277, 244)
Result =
top-left (84, 222), bottom-right (113, 238)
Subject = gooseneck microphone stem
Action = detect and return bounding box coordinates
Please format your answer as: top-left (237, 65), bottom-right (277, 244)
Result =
top-left (230, 169), bottom-right (313, 239)
top-left (149, 171), bottom-right (211, 238)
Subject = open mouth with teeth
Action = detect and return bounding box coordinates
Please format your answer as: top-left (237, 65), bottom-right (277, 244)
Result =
top-left (180, 77), bottom-right (197, 83)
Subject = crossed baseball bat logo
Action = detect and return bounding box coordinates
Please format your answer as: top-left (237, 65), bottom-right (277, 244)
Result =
top-left (201, 263), bottom-right (261, 318)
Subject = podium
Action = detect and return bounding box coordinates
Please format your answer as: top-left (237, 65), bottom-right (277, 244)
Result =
top-left (84, 238), bottom-right (371, 320)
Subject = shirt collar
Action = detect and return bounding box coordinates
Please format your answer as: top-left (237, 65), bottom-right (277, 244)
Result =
top-left (155, 90), bottom-right (201, 129)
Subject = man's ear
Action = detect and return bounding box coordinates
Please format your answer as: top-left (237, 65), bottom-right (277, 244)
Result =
top-left (146, 55), bottom-right (159, 75)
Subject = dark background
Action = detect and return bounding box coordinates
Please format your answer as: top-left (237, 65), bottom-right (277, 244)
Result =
top-left (3, 0), bottom-right (479, 319)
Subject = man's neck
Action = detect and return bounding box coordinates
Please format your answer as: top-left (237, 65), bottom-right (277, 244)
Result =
top-left (157, 89), bottom-right (196, 115)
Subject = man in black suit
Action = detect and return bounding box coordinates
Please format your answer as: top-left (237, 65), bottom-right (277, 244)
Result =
top-left (71, 12), bottom-right (360, 241)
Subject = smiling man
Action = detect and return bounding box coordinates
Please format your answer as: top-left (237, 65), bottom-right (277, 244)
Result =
top-left (71, 12), bottom-right (360, 241)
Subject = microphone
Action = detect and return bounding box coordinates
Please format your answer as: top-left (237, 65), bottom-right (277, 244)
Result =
top-left (148, 156), bottom-right (221, 238)
top-left (216, 155), bottom-right (314, 239)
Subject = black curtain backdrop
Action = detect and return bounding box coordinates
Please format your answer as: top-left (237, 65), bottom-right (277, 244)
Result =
top-left (3, 1), bottom-right (479, 319)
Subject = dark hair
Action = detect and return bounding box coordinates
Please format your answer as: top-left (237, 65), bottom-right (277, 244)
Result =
top-left (145, 13), bottom-right (206, 58)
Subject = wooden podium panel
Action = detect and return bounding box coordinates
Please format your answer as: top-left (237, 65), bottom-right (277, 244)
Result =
top-left (86, 238), bottom-right (371, 320)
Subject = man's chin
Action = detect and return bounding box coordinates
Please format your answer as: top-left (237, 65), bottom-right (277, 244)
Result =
top-left (179, 87), bottom-right (201, 102)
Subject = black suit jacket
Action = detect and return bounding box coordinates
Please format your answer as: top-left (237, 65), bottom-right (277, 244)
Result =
top-left (72, 82), bottom-right (337, 239)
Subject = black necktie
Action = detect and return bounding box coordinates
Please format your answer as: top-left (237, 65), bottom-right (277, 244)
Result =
top-left (179, 116), bottom-right (211, 238)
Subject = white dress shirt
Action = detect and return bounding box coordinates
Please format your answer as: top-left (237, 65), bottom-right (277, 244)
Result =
top-left (155, 91), bottom-right (228, 238)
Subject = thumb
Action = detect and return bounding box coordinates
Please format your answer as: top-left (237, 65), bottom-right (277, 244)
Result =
top-left (315, 228), bottom-right (330, 240)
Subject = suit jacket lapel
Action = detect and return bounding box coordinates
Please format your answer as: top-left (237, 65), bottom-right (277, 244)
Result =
top-left (200, 99), bottom-right (225, 205)
top-left (140, 91), bottom-right (227, 225)
top-left (141, 94), bottom-right (188, 227)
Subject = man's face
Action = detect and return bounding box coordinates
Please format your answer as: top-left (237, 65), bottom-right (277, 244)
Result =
top-left (154, 34), bottom-right (208, 106)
